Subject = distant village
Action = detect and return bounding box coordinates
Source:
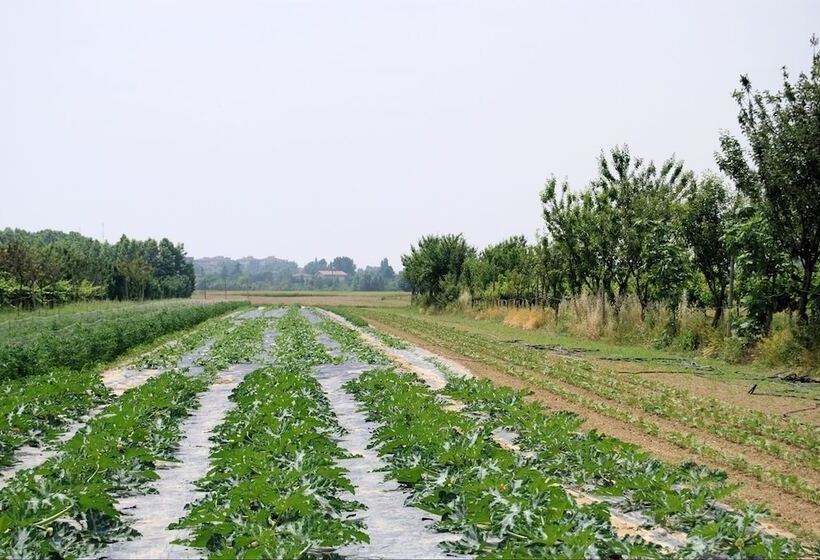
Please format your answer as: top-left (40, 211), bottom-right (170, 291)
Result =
top-left (192, 255), bottom-right (404, 292)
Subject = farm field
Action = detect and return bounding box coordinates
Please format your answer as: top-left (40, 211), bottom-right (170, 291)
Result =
top-left (191, 289), bottom-right (411, 308)
top-left (0, 302), bottom-right (816, 558)
top-left (330, 304), bottom-right (820, 541)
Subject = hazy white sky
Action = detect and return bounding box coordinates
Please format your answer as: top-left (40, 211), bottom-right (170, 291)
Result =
top-left (1, 1), bottom-right (817, 269)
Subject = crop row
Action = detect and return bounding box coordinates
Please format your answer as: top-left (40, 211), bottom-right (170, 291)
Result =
top-left (195, 315), bottom-right (270, 374)
top-left (396, 310), bottom-right (820, 456)
top-left (318, 306), bottom-right (408, 349)
top-left (347, 363), bottom-right (807, 558)
top-left (442, 376), bottom-right (804, 557)
top-left (345, 367), bottom-right (666, 558)
top-left (364, 310), bottom-right (820, 503)
top-left (0, 368), bottom-right (110, 468)
top-left (0, 300), bottom-right (197, 343)
top-left (174, 307), bottom-right (367, 557)
top-left (317, 316), bottom-right (391, 364)
top-left (0, 310), bottom-right (271, 557)
top-left (0, 301), bottom-right (245, 380)
top-left (0, 305), bottom-right (246, 472)
top-left (373, 310), bottom-right (818, 456)
top-left (0, 370), bottom-right (208, 558)
top-left (131, 311), bottom-right (239, 370)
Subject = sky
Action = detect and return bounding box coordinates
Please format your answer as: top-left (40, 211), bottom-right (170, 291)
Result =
top-left (1, 1), bottom-right (818, 270)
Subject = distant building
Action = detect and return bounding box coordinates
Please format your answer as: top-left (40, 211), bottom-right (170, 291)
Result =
top-left (315, 270), bottom-right (348, 279)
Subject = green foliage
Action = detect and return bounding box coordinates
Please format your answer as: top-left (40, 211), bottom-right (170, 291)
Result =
top-left (0, 368), bottom-right (110, 467)
top-left (320, 305), bottom-right (369, 328)
top-left (330, 256), bottom-right (356, 276)
top-left (401, 234), bottom-right (475, 307)
top-left (131, 313), bottom-right (236, 370)
top-left (174, 307), bottom-right (367, 557)
top-left (718, 51), bottom-right (820, 324)
top-left (346, 368), bottom-right (664, 558)
top-left (540, 145), bottom-right (693, 317)
top-left (318, 318), bottom-right (391, 364)
top-left (369, 310), bottom-right (820, 502)
top-left (320, 306), bottom-right (410, 349)
top-left (400, 49), bottom-right (820, 359)
top-left (681, 173), bottom-right (732, 326)
top-left (195, 256), bottom-right (403, 292)
top-left (0, 229), bottom-right (196, 308)
top-left (440, 377), bottom-right (803, 557)
top-left (0, 370), bottom-right (208, 558)
top-left (0, 301), bottom-right (243, 381)
top-left (194, 315), bottom-right (269, 374)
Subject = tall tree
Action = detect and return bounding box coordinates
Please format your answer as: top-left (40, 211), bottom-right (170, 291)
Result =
top-left (717, 48), bottom-right (820, 323)
top-left (682, 173), bottom-right (733, 326)
top-left (402, 234), bottom-right (474, 307)
top-left (379, 258), bottom-right (396, 280)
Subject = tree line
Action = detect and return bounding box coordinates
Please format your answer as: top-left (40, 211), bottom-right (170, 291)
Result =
top-left (194, 255), bottom-right (404, 292)
top-left (402, 48), bottom-right (820, 345)
top-left (0, 229), bottom-right (195, 309)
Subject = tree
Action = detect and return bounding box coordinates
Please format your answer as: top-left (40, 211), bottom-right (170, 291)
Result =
top-left (535, 237), bottom-right (566, 319)
top-left (717, 48), bottom-right (820, 323)
top-left (471, 236), bottom-right (535, 304)
top-left (379, 258), bottom-right (396, 280)
top-left (682, 173), bottom-right (733, 326)
top-left (726, 204), bottom-right (794, 335)
top-left (594, 146), bottom-right (693, 318)
top-left (541, 177), bottom-right (597, 298)
top-left (0, 229), bottom-right (195, 307)
top-left (330, 256), bottom-right (356, 275)
top-left (304, 258), bottom-right (327, 275)
top-left (0, 237), bottom-right (38, 309)
top-left (542, 146), bottom-right (693, 321)
top-left (401, 234), bottom-right (474, 307)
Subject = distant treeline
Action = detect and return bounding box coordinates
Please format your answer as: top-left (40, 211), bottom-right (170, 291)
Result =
top-left (0, 229), bottom-right (195, 309)
top-left (194, 255), bottom-right (407, 292)
top-left (402, 50), bottom-right (820, 344)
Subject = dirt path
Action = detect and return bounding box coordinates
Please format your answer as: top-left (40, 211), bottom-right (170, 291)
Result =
top-left (366, 316), bottom-right (820, 540)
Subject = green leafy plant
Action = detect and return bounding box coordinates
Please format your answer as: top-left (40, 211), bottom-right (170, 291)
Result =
top-left (0, 370), bottom-right (208, 558)
top-left (174, 307), bottom-right (366, 557)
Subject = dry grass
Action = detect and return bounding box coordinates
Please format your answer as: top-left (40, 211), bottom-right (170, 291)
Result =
top-left (472, 296), bottom-right (819, 372)
top-left (474, 307), bottom-right (506, 321)
top-left (503, 308), bottom-right (548, 330)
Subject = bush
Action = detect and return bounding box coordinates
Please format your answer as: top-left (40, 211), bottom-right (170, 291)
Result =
top-left (757, 327), bottom-right (803, 367)
top-left (720, 336), bottom-right (750, 364)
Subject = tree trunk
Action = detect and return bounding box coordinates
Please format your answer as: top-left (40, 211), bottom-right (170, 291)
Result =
top-left (797, 258), bottom-right (816, 324)
top-left (762, 306), bottom-right (774, 336)
top-left (711, 286), bottom-right (725, 328)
